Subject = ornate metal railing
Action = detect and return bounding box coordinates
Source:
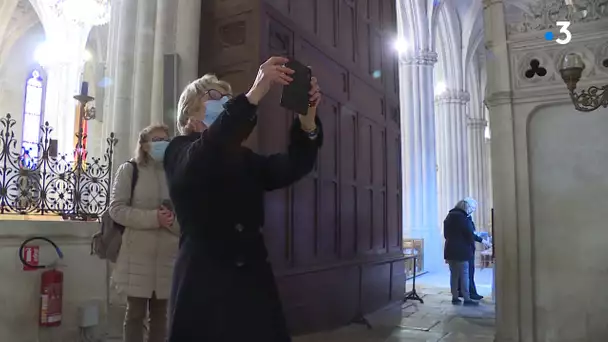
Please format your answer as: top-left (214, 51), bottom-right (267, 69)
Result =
top-left (0, 113), bottom-right (117, 219)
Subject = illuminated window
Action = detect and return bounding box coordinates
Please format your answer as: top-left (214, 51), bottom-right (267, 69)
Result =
top-left (21, 70), bottom-right (44, 166)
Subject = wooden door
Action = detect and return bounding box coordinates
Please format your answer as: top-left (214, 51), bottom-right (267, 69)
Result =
top-left (259, 0), bottom-right (403, 333)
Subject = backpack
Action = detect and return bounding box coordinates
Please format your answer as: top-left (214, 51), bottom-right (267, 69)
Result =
top-left (91, 161), bottom-right (139, 263)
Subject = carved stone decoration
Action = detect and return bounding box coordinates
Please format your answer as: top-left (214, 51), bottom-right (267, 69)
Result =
top-left (218, 20), bottom-right (246, 48)
top-left (594, 41), bottom-right (608, 74)
top-left (399, 49), bottom-right (438, 66)
top-left (507, 0), bottom-right (608, 35)
top-left (434, 89), bottom-right (471, 104)
top-left (525, 59), bottom-right (548, 78)
top-left (515, 51), bottom-right (557, 86)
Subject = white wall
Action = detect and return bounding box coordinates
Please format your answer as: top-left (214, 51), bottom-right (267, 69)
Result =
top-left (0, 24), bottom-right (45, 147)
top-left (529, 104), bottom-right (608, 340)
top-left (0, 219), bottom-right (111, 342)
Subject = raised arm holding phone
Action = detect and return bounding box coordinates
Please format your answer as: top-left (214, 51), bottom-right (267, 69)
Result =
top-left (164, 56), bottom-right (323, 342)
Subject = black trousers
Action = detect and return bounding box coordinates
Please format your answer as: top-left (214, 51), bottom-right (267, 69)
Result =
top-left (457, 257), bottom-right (478, 296)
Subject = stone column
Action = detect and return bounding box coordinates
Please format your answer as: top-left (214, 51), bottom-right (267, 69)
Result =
top-left (175, 0), bottom-right (202, 91)
top-left (483, 0), bottom-right (521, 340)
top-left (398, 50), bottom-right (442, 272)
top-left (111, 0), bottom-right (138, 166)
top-left (150, 0), bottom-right (170, 124)
top-left (42, 57), bottom-right (86, 156)
top-left (434, 90), bottom-right (470, 223)
top-left (101, 0), bottom-right (122, 142)
top-left (468, 117), bottom-right (489, 231)
top-left (130, 0), bottom-right (158, 139)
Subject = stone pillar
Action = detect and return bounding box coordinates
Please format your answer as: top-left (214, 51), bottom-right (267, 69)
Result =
top-left (130, 0), bottom-right (158, 138)
top-left (101, 0), bottom-right (122, 142)
top-left (111, 0), bottom-right (138, 166)
top-left (467, 54), bottom-right (492, 232)
top-left (27, 0), bottom-right (108, 157)
top-left (43, 58), bottom-right (86, 156)
top-left (468, 117), bottom-right (489, 231)
top-left (150, 0), bottom-right (170, 124)
top-left (175, 0), bottom-right (202, 92)
top-left (105, 0), bottom-right (199, 163)
top-left (483, 0), bottom-right (520, 340)
top-left (398, 50), bottom-right (442, 272)
top-left (434, 90), bottom-right (470, 223)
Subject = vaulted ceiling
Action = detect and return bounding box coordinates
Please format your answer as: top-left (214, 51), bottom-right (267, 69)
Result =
top-left (0, 0), bottom-right (40, 66)
top-left (433, 0), bottom-right (485, 89)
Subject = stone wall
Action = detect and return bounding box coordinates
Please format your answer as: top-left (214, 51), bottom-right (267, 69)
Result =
top-left (0, 219), bottom-right (110, 342)
top-left (485, 0), bottom-right (608, 340)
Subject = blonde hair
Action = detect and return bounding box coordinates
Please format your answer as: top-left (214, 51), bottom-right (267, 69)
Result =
top-left (176, 74), bottom-right (232, 135)
top-left (135, 124), bottom-right (170, 165)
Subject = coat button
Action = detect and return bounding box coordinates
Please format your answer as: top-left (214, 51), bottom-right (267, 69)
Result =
top-left (235, 224), bottom-right (244, 232)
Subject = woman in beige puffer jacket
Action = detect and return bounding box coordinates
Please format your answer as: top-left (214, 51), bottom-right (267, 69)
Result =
top-left (109, 124), bottom-right (179, 342)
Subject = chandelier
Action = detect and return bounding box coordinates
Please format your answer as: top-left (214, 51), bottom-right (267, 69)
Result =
top-left (49, 0), bottom-right (111, 27)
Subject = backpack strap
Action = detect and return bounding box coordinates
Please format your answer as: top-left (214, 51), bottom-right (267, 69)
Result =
top-left (126, 161), bottom-right (139, 205)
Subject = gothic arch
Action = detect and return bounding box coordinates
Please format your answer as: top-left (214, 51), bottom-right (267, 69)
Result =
top-left (397, 0), bottom-right (440, 53)
top-left (434, 1), bottom-right (463, 90)
top-left (462, 2), bottom-right (485, 78)
top-left (0, 0), bottom-right (42, 68)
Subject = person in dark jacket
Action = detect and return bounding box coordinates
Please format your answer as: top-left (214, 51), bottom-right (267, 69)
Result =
top-left (444, 197), bottom-right (489, 305)
top-left (458, 205), bottom-right (486, 300)
top-left (164, 56), bottom-right (322, 342)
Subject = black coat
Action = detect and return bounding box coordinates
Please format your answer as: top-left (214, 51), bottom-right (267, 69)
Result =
top-left (163, 93), bottom-right (322, 342)
top-left (443, 208), bottom-right (483, 262)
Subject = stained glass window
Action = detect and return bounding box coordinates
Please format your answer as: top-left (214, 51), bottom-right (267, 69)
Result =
top-left (22, 70), bottom-right (44, 166)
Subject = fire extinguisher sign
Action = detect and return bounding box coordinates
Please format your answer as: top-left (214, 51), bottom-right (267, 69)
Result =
top-left (22, 245), bottom-right (39, 271)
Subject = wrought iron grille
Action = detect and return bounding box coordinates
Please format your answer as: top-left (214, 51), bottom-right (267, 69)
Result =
top-left (0, 113), bottom-right (117, 219)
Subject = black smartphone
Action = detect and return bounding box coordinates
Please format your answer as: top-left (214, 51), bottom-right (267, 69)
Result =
top-left (280, 59), bottom-right (312, 115)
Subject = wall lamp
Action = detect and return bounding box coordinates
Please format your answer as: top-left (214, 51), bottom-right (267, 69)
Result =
top-left (559, 53), bottom-right (607, 112)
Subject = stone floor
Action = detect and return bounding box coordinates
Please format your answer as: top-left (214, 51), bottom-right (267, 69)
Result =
top-left (294, 285), bottom-right (495, 342)
top-left (107, 267), bottom-right (496, 341)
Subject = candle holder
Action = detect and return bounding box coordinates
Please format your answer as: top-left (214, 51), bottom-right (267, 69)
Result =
top-left (71, 81), bottom-right (95, 220)
top-left (559, 53), bottom-right (608, 112)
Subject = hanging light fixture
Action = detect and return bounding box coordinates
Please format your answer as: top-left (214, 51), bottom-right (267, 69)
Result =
top-left (48, 0), bottom-right (111, 27)
top-left (559, 53), bottom-right (608, 112)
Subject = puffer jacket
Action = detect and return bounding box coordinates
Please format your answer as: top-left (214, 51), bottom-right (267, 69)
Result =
top-left (109, 159), bottom-right (179, 299)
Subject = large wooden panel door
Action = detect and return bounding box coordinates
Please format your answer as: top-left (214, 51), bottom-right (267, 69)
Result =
top-left (198, 0), bottom-right (402, 334)
top-left (258, 0), bottom-right (403, 334)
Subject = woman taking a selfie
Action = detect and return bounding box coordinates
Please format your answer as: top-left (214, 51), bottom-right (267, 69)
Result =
top-left (109, 124), bottom-right (179, 342)
top-left (165, 56), bottom-right (322, 342)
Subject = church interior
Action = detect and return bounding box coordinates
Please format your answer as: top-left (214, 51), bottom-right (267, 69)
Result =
top-left (0, 0), bottom-right (606, 341)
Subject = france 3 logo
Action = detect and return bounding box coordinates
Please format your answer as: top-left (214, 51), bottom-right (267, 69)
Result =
top-left (545, 21), bottom-right (572, 45)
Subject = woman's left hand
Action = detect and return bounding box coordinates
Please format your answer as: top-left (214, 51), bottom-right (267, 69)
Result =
top-left (299, 76), bottom-right (321, 130)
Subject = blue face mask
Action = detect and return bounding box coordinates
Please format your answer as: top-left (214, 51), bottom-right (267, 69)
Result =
top-left (149, 141), bottom-right (169, 162)
top-left (202, 96), bottom-right (230, 127)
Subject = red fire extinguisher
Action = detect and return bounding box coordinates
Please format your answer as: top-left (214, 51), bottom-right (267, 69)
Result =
top-left (19, 236), bottom-right (65, 327)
